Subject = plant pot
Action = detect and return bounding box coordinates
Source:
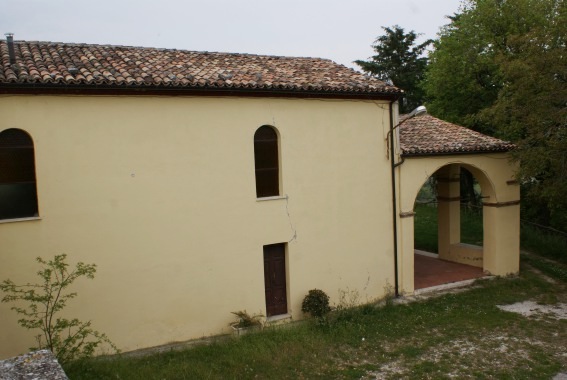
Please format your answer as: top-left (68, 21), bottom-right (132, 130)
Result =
top-left (230, 324), bottom-right (261, 336)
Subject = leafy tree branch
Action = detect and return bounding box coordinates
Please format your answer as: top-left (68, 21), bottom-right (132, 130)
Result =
top-left (0, 254), bottom-right (118, 364)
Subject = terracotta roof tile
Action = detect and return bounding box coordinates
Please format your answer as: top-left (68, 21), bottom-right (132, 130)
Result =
top-left (0, 40), bottom-right (401, 97)
top-left (400, 114), bottom-right (514, 156)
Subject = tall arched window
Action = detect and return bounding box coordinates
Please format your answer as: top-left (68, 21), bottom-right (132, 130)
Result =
top-left (254, 125), bottom-right (280, 198)
top-left (0, 129), bottom-right (39, 219)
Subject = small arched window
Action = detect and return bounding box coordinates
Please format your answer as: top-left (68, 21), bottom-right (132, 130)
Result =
top-left (0, 129), bottom-right (39, 219)
top-left (254, 125), bottom-right (280, 198)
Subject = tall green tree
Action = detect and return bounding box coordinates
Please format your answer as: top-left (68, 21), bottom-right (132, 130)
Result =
top-left (355, 25), bottom-right (431, 113)
top-left (481, 0), bottom-right (567, 227)
top-left (424, 0), bottom-right (567, 229)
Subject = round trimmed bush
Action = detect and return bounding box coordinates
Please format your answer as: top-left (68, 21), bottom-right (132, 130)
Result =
top-left (301, 289), bottom-right (331, 318)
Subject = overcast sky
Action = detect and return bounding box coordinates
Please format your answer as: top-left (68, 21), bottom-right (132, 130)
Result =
top-left (1, 0), bottom-right (461, 69)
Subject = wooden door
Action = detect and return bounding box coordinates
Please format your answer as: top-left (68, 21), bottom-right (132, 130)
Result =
top-left (263, 244), bottom-right (287, 316)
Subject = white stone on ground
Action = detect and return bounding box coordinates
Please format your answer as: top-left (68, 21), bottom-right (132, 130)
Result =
top-left (497, 301), bottom-right (567, 319)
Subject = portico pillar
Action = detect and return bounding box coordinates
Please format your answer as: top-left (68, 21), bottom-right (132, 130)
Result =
top-left (483, 201), bottom-right (520, 275)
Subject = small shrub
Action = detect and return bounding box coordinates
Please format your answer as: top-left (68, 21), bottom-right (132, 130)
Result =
top-left (301, 289), bottom-right (331, 318)
top-left (230, 310), bottom-right (264, 328)
top-left (0, 254), bottom-right (118, 364)
top-left (335, 288), bottom-right (360, 311)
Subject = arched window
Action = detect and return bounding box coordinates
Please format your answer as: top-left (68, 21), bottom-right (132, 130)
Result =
top-left (254, 125), bottom-right (279, 198)
top-left (0, 129), bottom-right (39, 219)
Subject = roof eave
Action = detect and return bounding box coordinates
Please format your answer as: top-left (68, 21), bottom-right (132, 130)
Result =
top-left (401, 148), bottom-right (515, 157)
top-left (0, 82), bottom-right (402, 100)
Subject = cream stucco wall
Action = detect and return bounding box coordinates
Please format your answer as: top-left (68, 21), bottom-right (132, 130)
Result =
top-left (0, 94), bottom-right (398, 358)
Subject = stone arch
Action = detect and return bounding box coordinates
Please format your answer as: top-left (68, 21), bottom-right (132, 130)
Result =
top-left (397, 154), bottom-right (520, 294)
top-left (407, 161), bottom-right (497, 207)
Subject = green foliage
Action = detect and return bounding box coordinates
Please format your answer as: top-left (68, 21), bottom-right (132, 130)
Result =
top-left (521, 224), bottom-right (567, 263)
top-left (301, 289), bottom-right (331, 318)
top-left (230, 310), bottom-right (264, 328)
top-left (480, 0), bottom-right (567, 230)
top-left (423, 4), bottom-right (504, 133)
top-left (413, 203), bottom-right (439, 253)
top-left (323, 289), bottom-right (379, 336)
top-left (460, 207), bottom-right (484, 246)
top-left (355, 25), bottom-right (431, 113)
top-left (522, 255), bottom-right (567, 282)
top-left (0, 254), bottom-right (118, 364)
top-left (423, 0), bottom-right (567, 230)
top-left (413, 203), bottom-right (484, 253)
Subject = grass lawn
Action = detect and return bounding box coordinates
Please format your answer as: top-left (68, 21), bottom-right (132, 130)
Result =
top-left (522, 224), bottom-right (567, 264)
top-left (65, 258), bottom-right (567, 379)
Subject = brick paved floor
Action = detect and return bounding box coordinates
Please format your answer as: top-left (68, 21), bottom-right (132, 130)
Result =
top-left (414, 252), bottom-right (485, 290)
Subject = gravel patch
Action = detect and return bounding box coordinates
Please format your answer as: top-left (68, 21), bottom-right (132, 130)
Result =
top-left (366, 334), bottom-right (553, 379)
top-left (497, 301), bottom-right (567, 319)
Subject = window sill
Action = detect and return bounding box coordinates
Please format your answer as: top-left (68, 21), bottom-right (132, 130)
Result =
top-left (0, 216), bottom-right (42, 224)
top-left (256, 195), bottom-right (287, 202)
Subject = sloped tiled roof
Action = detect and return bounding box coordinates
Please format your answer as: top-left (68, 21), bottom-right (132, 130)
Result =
top-left (400, 114), bottom-right (514, 156)
top-left (0, 39), bottom-right (401, 97)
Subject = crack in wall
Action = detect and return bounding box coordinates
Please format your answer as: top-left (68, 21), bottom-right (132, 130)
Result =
top-left (284, 194), bottom-right (297, 243)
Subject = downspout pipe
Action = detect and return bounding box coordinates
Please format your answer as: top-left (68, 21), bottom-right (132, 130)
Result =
top-left (388, 100), bottom-right (400, 297)
top-left (388, 104), bottom-right (427, 297)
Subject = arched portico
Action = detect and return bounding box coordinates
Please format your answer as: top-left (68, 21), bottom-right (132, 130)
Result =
top-left (396, 154), bottom-right (520, 294)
